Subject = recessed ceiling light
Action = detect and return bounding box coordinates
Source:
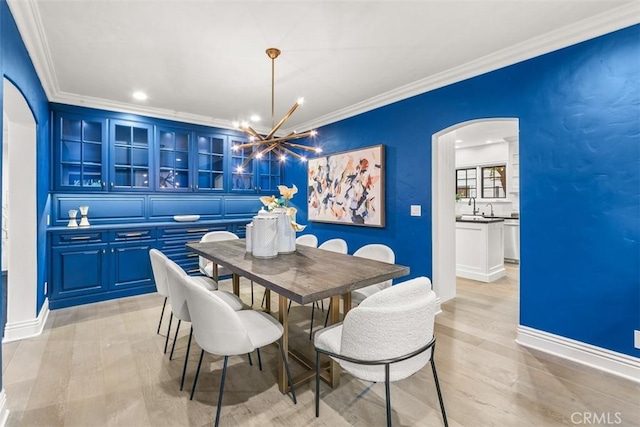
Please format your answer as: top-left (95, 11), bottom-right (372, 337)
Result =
top-left (250, 115), bottom-right (260, 122)
top-left (132, 91), bottom-right (147, 101)
top-left (455, 139), bottom-right (463, 143)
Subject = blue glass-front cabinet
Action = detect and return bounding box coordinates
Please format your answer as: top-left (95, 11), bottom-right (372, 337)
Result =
top-left (54, 113), bottom-right (108, 191)
top-left (229, 135), bottom-right (282, 193)
top-left (110, 120), bottom-right (153, 191)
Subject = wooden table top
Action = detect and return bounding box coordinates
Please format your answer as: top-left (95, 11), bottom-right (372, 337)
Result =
top-left (187, 239), bottom-right (410, 305)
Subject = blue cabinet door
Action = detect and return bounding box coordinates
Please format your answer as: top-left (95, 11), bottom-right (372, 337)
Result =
top-left (109, 242), bottom-right (154, 290)
top-left (157, 126), bottom-right (192, 191)
top-left (53, 112), bottom-right (108, 191)
top-left (51, 244), bottom-right (108, 300)
top-left (109, 120), bottom-right (153, 191)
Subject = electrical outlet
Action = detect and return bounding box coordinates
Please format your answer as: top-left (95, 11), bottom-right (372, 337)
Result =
top-left (635, 330), bottom-right (640, 350)
top-left (410, 205), bottom-right (421, 217)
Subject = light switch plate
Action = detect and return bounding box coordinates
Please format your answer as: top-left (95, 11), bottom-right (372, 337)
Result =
top-left (410, 205), bottom-right (421, 216)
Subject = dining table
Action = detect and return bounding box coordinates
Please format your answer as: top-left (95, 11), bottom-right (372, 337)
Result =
top-left (186, 239), bottom-right (410, 393)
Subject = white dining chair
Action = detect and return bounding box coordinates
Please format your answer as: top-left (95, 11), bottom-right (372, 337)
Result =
top-left (296, 234), bottom-right (318, 248)
top-left (312, 239), bottom-right (348, 338)
top-left (183, 273), bottom-right (297, 426)
top-left (150, 249), bottom-right (222, 353)
top-left (165, 257), bottom-right (245, 391)
top-left (314, 276), bottom-right (448, 427)
top-left (351, 243), bottom-right (395, 305)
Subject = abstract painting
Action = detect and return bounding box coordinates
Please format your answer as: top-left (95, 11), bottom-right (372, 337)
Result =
top-left (307, 144), bottom-right (385, 227)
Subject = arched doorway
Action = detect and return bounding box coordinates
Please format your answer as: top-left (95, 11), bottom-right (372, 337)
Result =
top-left (432, 118), bottom-right (519, 301)
top-left (2, 78), bottom-right (39, 342)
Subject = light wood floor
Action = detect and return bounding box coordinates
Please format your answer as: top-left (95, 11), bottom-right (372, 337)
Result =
top-left (3, 264), bottom-right (639, 426)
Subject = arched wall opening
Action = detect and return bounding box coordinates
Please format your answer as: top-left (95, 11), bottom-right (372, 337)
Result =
top-left (432, 117), bottom-right (519, 302)
top-left (2, 78), bottom-right (40, 342)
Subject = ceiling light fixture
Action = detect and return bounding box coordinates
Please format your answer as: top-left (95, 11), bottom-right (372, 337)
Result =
top-left (233, 48), bottom-right (320, 171)
top-left (132, 91), bottom-right (147, 101)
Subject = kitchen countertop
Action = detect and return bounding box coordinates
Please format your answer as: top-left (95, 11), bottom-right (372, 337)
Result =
top-left (456, 217), bottom-right (505, 223)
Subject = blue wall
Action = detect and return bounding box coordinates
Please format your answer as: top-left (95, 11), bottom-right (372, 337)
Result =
top-left (1, 0), bottom-right (50, 313)
top-left (290, 25), bottom-right (640, 358)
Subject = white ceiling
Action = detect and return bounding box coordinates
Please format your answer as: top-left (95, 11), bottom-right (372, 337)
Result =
top-left (7, 1), bottom-right (639, 135)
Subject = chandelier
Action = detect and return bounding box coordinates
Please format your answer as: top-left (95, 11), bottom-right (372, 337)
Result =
top-left (232, 48), bottom-right (320, 171)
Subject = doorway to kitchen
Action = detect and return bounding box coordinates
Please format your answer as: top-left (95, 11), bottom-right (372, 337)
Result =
top-left (432, 118), bottom-right (519, 302)
top-left (2, 78), bottom-right (39, 342)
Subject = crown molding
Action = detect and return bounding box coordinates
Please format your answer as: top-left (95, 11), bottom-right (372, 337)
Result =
top-left (294, 2), bottom-right (640, 132)
top-left (7, 0), bottom-right (640, 132)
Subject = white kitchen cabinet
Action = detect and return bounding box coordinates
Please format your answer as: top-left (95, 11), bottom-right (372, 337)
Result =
top-left (456, 218), bottom-right (506, 282)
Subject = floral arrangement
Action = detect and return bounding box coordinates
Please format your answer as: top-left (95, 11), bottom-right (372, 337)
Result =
top-left (260, 185), bottom-right (306, 231)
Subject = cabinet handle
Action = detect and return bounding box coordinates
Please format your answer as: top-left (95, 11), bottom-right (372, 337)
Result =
top-left (101, 181), bottom-right (106, 188)
top-left (110, 182), bottom-right (114, 188)
top-left (102, 249), bottom-right (106, 254)
top-left (195, 185), bottom-right (199, 190)
top-left (186, 253), bottom-right (198, 258)
top-left (186, 229), bottom-right (208, 233)
top-left (187, 268), bottom-right (200, 274)
top-left (70, 236), bottom-right (91, 240)
top-left (111, 248), bottom-right (114, 253)
top-left (124, 233), bottom-right (142, 237)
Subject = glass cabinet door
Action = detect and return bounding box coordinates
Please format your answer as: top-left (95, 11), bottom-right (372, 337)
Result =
top-left (256, 150), bottom-right (282, 193)
top-left (157, 127), bottom-right (191, 190)
top-left (196, 132), bottom-right (226, 191)
top-left (110, 120), bottom-right (152, 191)
top-left (56, 114), bottom-right (107, 190)
top-left (230, 136), bottom-right (255, 192)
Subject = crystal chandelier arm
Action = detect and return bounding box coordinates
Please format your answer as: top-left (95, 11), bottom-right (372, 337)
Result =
top-left (264, 101), bottom-right (300, 140)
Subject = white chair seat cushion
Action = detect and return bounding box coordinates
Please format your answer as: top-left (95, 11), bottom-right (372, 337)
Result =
top-left (212, 290), bottom-right (244, 311)
top-left (192, 275), bottom-right (217, 291)
top-left (237, 310), bottom-right (284, 350)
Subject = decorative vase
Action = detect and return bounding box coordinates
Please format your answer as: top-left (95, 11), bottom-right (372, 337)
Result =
top-left (78, 205), bottom-right (90, 227)
top-left (67, 209), bottom-right (78, 228)
top-left (251, 214), bottom-right (278, 259)
top-left (245, 223), bottom-right (253, 252)
top-left (273, 208), bottom-right (296, 254)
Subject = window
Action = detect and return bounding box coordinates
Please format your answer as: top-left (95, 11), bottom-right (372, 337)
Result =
top-left (481, 165), bottom-right (506, 198)
top-left (456, 168), bottom-right (477, 198)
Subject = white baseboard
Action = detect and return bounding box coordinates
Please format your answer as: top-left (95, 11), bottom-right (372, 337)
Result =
top-left (0, 389), bottom-right (9, 427)
top-left (2, 298), bottom-right (49, 343)
top-left (516, 325), bottom-right (640, 383)
top-left (435, 297), bottom-right (442, 315)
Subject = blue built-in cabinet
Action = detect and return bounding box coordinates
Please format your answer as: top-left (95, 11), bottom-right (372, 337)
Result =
top-left (49, 103), bottom-right (279, 309)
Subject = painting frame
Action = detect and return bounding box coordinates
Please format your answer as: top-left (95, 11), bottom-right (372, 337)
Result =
top-left (307, 144), bottom-right (385, 227)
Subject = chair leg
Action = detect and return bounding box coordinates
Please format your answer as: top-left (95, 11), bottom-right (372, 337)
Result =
top-left (157, 297), bottom-right (167, 335)
top-left (287, 300), bottom-right (292, 313)
top-left (251, 281), bottom-right (254, 306)
top-left (247, 353), bottom-right (253, 366)
top-left (261, 291), bottom-right (267, 308)
top-left (214, 356), bottom-right (229, 427)
top-left (278, 337), bottom-right (297, 404)
top-left (170, 319), bottom-right (182, 360)
top-left (164, 312), bottom-right (174, 354)
top-left (256, 348), bottom-right (263, 371)
top-left (431, 358), bottom-right (448, 427)
top-left (315, 350), bottom-right (320, 417)
top-left (190, 349), bottom-right (205, 400)
top-left (324, 301), bottom-right (331, 327)
top-left (385, 363), bottom-right (392, 427)
top-left (309, 303), bottom-right (316, 340)
top-left (180, 327), bottom-right (193, 391)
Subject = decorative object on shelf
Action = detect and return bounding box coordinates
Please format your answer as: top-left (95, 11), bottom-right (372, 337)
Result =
top-left (308, 144), bottom-right (385, 227)
top-left (259, 184), bottom-right (307, 254)
top-left (78, 205), bottom-right (90, 227)
top-left (251, 212), bottom-right (278, 259)
top-left (173, 215), bottom-right (201, 222)
top-left (67, 209), bottom-right (78, 228)
top-left (455, 193), bottom-right (463, 219)
top-left (231, 48), bottom-right (321, 170)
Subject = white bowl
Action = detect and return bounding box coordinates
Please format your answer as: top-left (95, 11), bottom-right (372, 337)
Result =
top-left (173, 215), bottom-right (200, 222)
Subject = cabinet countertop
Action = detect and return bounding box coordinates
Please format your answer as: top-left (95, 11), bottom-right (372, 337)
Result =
top-left (47, 218), bottom-right (251, 233)
top-left (456, 217), bottom-right (505, 224)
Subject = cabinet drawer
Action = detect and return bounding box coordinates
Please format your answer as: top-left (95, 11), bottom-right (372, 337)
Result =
top-left (159, 225), bottom-right (227, 239)
top-left (53, 231), bottom-right (105, 245)
top-left (110, 228), bottom-right (155, 241)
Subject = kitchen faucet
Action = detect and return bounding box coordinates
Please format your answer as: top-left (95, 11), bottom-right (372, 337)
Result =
top-left (468, 197), bottom-right (479, 215)
top-left (485, 203), bottom-right (494, 217)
